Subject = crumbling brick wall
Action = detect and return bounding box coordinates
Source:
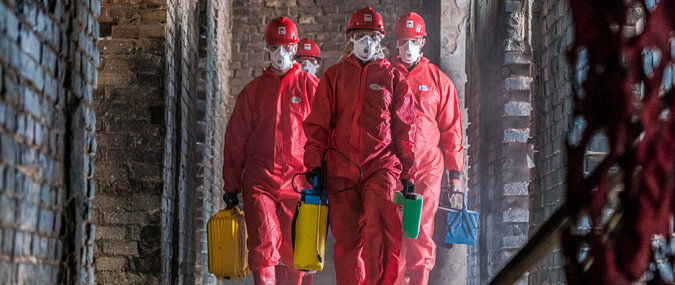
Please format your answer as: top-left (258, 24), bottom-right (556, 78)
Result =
top-left (0, 0), bottom-right (99, 283)
top-left (95, 0), bottom-right (230, 283)
top-left (465, 0), bottom-right (534, 283)
top-left (94, 0), bottom-right (167, 282)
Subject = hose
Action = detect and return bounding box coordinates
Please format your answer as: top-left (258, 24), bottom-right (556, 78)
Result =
top-left (291, 147), bottom-right (362, 195)
top-left (289, 147), bottom-right (363, 267)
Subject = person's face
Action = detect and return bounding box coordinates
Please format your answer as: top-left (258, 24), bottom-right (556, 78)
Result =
top-left (296, 56), bottom-right (321, 76)
top-left (350, 30), bottom-right (384, 42)
top-left (396, 37), bottom-right (426, 48)
top-left (267, 43), bottom-right (297, 53)
top-left (296, 57), bottom-right (320, 67)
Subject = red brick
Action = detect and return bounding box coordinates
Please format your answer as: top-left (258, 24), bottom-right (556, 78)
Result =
top-left (97, 39), bottom-right (135, 54)
top-left (141, 9), bottom-right (166, 23)
top-left (98, 7), bottom-right (138, 23)
top-left (111, 25), bottom-right (140, 38)
top-left (136, 39), bottom-right (165, 55)
top-left (139, 24), bottom-right (165, 38)
top-left (97, 71), bottom-right (134, 86)
top-left (96, 257), bottom-right (127, 271)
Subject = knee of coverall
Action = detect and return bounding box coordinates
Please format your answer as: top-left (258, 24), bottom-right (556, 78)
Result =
top-left (276, 196), bottom-right (303, 269)
top-left (360, 170), bottom-right (403, 284)
top-left (406, 149), bottom-right (444, 271)
top-left (243, 190), bottom-right (283, 270)
top-left (326, 177), bottom-right (366, 285)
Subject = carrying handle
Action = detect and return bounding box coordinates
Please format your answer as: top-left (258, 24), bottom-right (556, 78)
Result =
top-left (447, 190), bottom-right (468, 211)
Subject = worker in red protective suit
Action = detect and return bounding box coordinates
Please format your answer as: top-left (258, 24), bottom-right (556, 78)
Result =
top-left (303, 6), bottom-right (417, 285)
top-left (222, 16), bottom-right (319, 285)
top-left (390, 12), bottom-right (465, 285)
top-left (295, 38), bottom-right (321, 77)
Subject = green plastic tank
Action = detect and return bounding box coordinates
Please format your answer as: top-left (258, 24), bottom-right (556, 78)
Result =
top-left (393, 191), bottom-right (423, 239)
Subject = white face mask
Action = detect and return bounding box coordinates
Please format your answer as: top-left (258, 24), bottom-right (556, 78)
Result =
top-left (269, 46), bottom-right (294, 71)
top-left (351, 35), bottom-right (379, 62)
top-left (300, 60), bottom-right (319, 76)
top-left (398, 41), bottom-right (422, 64)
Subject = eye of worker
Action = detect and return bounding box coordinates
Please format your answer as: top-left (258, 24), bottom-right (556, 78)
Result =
top-left (396, 37), bottom-right (426, 47)
top-left (268, 44), bottom-right (297, 53)
top-left (296, 57), bottom-right (319, 66)
top-left (351, 30), bottom-right (383, 41)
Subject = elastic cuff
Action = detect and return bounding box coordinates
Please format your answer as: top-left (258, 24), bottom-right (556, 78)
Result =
top-left (448, 170), bottom-right (462, 180)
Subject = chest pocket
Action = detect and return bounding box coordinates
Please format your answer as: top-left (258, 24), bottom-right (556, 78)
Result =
top-left (364, 83), bottom-right (393, 112)
top-left (288, 89), bottom-right (309, 117)
top-left (416, 84), bottom-right (440, 115)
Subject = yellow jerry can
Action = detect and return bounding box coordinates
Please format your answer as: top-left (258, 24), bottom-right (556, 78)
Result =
top-left (207, 207), bottom-right (249, 280)
top-left (293, 189), bottom-right (329, 272)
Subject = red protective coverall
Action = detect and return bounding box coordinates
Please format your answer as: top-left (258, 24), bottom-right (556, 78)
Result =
top-left (222, 63), bottom-right (319, 285)
top-left (303, 54), bottom-right (417, 285)
top-left (390, 56), bottom-right (464, 285)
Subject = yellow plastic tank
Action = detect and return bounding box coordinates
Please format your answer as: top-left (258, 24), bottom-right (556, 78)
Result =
top-left (293, 189), bottom-right (329, 271)
top-left (207, 207), bottom-right (249, 280)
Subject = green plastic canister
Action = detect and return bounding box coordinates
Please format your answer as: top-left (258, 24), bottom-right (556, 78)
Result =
top-left (393, 191), bottom-right (423, 239)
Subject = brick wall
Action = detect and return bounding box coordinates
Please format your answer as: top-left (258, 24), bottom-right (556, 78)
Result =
top-left (94, 0), bottom-right (167, 283)
top-left (528, 0), bottom-right (573, 283)
top-left (194, 0), bottom-right (232, 283)
top-left (0, 0), bottom-right (99, 283)
top-left (95, 0), bottom-right (231, 282)
top-left (465, 0), bottom-right (534, 283)
top-left (163, 0), bottom-right (203, 282)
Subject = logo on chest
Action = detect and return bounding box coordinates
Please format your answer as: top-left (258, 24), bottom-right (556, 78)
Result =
top-left (369, 84), bottom-right (382, 91)
top-left (418, 85), bottom-right (429, 91)
top-left (290, 96), bottom-right (302, 104)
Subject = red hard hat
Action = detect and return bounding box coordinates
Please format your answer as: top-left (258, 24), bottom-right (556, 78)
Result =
top-left (395, 12), bottom-right (426, 39)
top-left (264, 17), bottom-right (299, 45)
top-left (296, 38), bottom-right (321, 59)
top-left (346, 6), bottom-right (385, 35)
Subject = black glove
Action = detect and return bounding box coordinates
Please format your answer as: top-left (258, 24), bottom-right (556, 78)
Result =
top-left (223, 192), bottom-right (239, 209)
top-left (401, 179), bottom-right (415, 199)
top-left (306, 168), bottom-right (322, 185)
top-left (446, 170), bottom-right (463, 191)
